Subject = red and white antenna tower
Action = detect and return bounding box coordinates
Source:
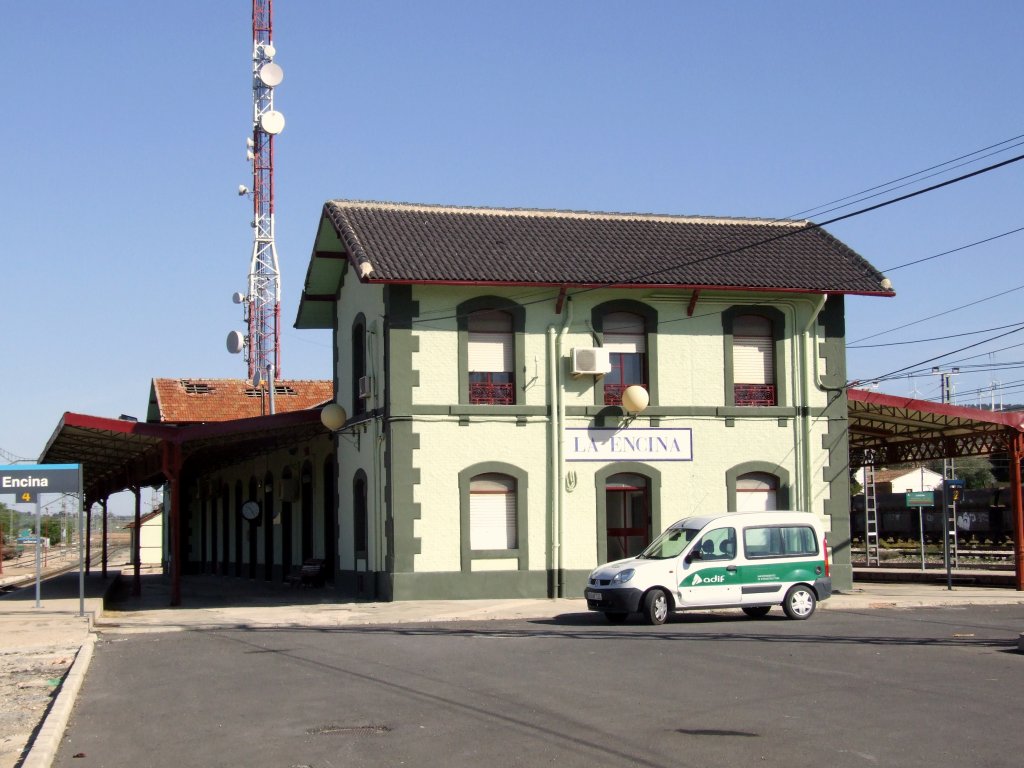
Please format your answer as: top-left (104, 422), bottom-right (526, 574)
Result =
top-left (228, 0), bottom-right (284, 384)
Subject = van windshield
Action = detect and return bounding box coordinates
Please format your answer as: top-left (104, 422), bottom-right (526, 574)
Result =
top-left (637, 526), bottom-right (701, 559)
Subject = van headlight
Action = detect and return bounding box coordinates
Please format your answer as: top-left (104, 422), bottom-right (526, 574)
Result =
top-left (611, 568), bottom-right (635, 584)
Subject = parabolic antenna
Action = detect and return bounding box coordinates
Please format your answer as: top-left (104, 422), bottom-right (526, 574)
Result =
top-left (253, 369), bottom-right (262, 388)
top-left (226, 330), bottom-right (245, 354)
top-left (232, 291), bottom-right (245, 304)
top-left (258, 62), bottom-right (284, 87)
top-left (259, 110), bottom-right (285, 135)
top-left (262, 43), bottom-right (276, 59)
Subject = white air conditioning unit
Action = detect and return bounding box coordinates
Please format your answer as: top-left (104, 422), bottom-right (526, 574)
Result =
top-left (357, 375), bottom-right (372, 399)
top-left (571, 347), bottom-right (612, 376)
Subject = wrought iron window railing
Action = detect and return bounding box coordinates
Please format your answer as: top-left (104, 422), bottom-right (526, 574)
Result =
top-left (469, 382), bottom-right (514, 405)
top-left (734, 383), bottom-right (777, 406)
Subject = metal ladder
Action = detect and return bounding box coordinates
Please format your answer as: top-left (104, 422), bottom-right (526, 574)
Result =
top-left (864, 462), bottom-right (880, 566)
top-left (944, 460), bottom-right (959, 568)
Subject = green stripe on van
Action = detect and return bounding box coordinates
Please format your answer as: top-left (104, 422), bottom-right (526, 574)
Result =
top-left (680, 559), bottom-right (824, 588)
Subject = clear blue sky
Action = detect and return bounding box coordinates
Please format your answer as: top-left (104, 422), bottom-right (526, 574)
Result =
top-left (3, 2), bottom-right (1023, 511)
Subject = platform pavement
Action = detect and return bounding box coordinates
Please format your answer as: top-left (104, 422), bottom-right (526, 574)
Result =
top-left (2, 569), bottom-right (1024, 768)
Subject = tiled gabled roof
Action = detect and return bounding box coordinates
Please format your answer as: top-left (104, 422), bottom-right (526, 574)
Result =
top-left (320, 200), bottom-right (891, 294)
top-left (147, 379), bottom-right (332, 425)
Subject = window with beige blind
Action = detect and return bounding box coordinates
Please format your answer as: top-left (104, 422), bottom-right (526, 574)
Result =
top-left (468, 310), bottom-right (514, 405)
top-left (733, 314), bottom-right (776, 406)
top-left (469, 473), bottom-right (518, 550)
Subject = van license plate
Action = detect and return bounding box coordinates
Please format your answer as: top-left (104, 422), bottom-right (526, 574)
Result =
top-left (586, 591), bottom-right (602, 601)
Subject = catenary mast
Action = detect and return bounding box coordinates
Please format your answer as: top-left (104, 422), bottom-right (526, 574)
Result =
top-left (232, 0), bottom-right (284, 381)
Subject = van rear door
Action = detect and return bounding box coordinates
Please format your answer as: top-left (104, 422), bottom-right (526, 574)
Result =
top-left (736, 523), bottom-right (825, 605)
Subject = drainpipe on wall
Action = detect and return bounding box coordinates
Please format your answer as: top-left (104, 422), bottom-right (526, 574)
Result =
top-left (547, 296), bottom-right (573, 598)
top-left (555, 297), bottom-right (573, 597)
top-left (797, 295), bottom-right (828, 512)
top-left (547, 326), bottom-right (558, 597)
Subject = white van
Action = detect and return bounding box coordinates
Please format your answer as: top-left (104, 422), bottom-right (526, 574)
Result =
top-left (584, 511), bottom-right (831, 624)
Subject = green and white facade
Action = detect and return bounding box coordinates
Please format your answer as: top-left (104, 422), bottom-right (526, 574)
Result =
top-left (296, 201), bottom-right (892, 600)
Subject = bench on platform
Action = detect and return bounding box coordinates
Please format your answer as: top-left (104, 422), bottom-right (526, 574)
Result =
top-left (285, 558), bottom-right (326, 588)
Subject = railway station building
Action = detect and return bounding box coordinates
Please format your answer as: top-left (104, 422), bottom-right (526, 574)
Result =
top-left (40, 200), bottom-right (1024, 603)
top-left (290, 201), bottom-right (892, 599)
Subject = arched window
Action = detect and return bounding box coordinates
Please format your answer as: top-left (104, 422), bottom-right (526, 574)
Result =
top-left (353, 472), bottom-right (368, 562)
top-left (603, 312), bottom-right (647, 406)
top-left (351, 316), bottom-right (367, 416)
top-left (736, 472), bottom-right (779, 512)
top-left (468, 310), bottom-right (514, 405)
top-left (469, 473), bottom-right (517, 550)
top-left (733, 314), bottom-right (776, 406)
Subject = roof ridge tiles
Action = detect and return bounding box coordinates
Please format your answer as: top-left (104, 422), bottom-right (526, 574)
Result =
top-left (325, 198), bottom-right (807, 228)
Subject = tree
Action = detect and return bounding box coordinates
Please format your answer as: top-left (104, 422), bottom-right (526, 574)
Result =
top-left (0, 502), bottom-right (18, 540)
top-left (925, 456), bottom-right (996, 489)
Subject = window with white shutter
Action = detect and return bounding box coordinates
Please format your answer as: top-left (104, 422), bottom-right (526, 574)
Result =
top-left (468, 311), bottom-right (514, 404)
top-left (736, 472), bottom-right (778, 512)
top-left (733, 314), bottom-right (776, 405)
top-left (470, 474), bottom-right (517, 550)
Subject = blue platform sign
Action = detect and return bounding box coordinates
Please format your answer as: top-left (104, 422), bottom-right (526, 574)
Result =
top-left (0, 464), bottom-right (81, 503)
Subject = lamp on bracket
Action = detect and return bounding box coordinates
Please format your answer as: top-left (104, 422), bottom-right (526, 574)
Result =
top-left (621, 385), bottom-right (650, 422)
top-left (321, 403), bottom-right (366, 448)
top-left (320, 403), bottom-right (347, 432)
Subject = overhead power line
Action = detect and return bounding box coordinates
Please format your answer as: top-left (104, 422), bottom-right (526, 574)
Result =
top-left (852, 324), bottom-right (1024, 385)
top-left (412, 140), bottom-right (1024, 326)
top-left (874, 225), bottom-right (1024, 277)
top-left (850, 282), bottom-right (1024, 345)
top-left (788, 132), bottom-right (1024, 220)
top-left (849, 320), bottom-right (1024, 349)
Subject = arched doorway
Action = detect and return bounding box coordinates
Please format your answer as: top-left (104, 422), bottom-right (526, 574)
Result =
top-left (301, 461), bottom-right (314, 562)
top-left (322, 454), bottom-right (337, 583)
top-left (605, 473), bottom-right (651, 560)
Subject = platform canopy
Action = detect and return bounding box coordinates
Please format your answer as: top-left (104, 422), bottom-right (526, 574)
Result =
top-left (39, 409), bottom-right (328, 503)
top-left (847, 388), bottom-right (1024, 467)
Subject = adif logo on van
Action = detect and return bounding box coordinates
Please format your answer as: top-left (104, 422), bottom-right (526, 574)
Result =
top-left (692, 573), bottom-right (725, 586)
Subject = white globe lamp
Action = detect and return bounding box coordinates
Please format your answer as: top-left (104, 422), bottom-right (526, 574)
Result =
top-left (621, 385), bottom-right (649, 414)
top-left (320, 403), bottom-right (348, 432)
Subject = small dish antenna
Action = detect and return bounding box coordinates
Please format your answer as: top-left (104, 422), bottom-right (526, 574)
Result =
top-left (259, 110), bottom-right (285, 135)
top-left (258, 62), bottom-right (284, 87)
top-left (262, 43), bottom-right (276, 59)
top-left (253, 368), bottom-right (262, 388)
top-left (232, 292), bottom-right (245, 304)
top-left (226, 330), bottom-right (245, 354)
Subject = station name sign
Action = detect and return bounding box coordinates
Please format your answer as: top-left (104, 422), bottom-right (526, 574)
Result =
top-left (0, 464), bottom-right (81, 503)
top-left (565, 428), bottom-right (693, 462)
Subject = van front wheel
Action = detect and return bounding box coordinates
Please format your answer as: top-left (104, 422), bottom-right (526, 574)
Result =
top-left (783, 585), bottom-right (817, 620)
top-left (643, 589), bottom-right (670, 625)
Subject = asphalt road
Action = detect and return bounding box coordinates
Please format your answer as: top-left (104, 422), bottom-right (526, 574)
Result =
top-left (54, 605), bottom-right (1024, 768)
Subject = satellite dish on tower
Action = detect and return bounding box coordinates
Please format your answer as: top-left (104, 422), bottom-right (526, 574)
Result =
top-left (253, 369), bottom-right (262, 388)
top-left (232, 292), bottom-right (245, 304)
top-left (258, 62), bottom-right (284, 87)
top-left (226, 330), bottom-right (245, 354)
top-left (259, 110), bottom-right (285, 135)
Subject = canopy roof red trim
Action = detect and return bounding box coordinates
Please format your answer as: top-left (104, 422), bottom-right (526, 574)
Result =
top-left (39, 409), bottom-right (327, 502)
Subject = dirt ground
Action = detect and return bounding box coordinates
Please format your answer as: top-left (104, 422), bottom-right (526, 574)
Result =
top-left (0, 541), bottom-right (114, 768)
top-left (0, 644), bottom-right (77, 768)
